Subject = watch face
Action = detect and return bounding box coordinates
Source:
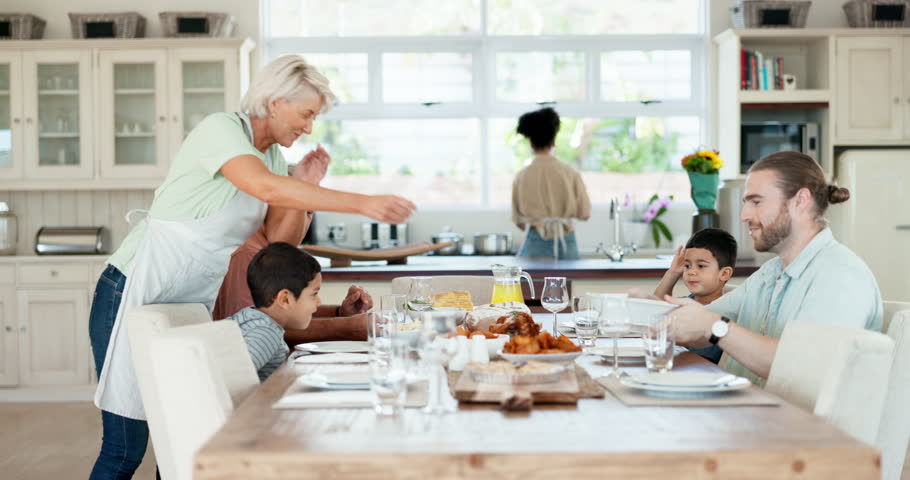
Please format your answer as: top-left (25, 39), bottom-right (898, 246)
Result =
top-left (711, 320), bottom-right (730, 338)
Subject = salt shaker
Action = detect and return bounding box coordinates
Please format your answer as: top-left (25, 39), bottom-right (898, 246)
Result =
top-left (448, 336), bottom-right (471, 372)
top-left (470, 335), bottom-right (489, 364)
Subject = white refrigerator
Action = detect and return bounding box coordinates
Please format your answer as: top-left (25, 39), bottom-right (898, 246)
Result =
top-left (830, 149), bottom-right (910, 302)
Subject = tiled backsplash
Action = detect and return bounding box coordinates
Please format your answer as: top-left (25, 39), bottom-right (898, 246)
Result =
top-left (0, 190), bottom-right (154, 256)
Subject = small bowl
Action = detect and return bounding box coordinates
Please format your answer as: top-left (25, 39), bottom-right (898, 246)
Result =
top-left (409, 307), bottom-right (467, 325)
top-left (497, 349), bottom-right (583, 365)
top-left (467, 333), bottom-right (509, 356)
top-left (625, 297), bottom-right (677, 324)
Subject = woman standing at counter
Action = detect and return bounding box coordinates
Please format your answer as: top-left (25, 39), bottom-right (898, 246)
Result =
top-left (512, 107), bottom-right (591, 259)
top-left (88, 55), bottom-right (415, 479)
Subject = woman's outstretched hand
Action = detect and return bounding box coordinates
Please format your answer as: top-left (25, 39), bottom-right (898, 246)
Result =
top-left (362, 195), bottom-right (416, 224)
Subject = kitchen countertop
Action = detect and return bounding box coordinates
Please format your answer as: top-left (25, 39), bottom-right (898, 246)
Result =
top-left (316, 254), bottom-right (762, 281)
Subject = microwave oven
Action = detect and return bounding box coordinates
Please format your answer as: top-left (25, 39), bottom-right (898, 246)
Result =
top-left (740, 122), bottom-right (819, 174)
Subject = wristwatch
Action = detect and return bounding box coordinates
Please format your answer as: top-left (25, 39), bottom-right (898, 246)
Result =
top-left (708, 316), bottom-right (731, 345)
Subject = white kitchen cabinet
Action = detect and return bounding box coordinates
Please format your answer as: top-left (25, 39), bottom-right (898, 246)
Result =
top-left (836, 36), bottom-right (904, 142)
top-left (0, 38), bottom-right (253, 190)
top-left (904, 37), bottom-right (910, 140)
top-left (0, 51), bottom-right (24, 181)
top-left (167, 48), bottom-right (242, 158)
top-left (22, 50), bottom-right (95, 180)
top-left (16, 288), bottom-right (90, 386)
top-left (0, 286), bottom-right (18, 387)
top-left (98, 49), bottom-right (170, 179)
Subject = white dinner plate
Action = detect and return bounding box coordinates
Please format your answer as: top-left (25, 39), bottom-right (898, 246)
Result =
top-left (587, 345), bottom-right (646, 359)
top-left (632, 371), bottom-right (737, 388)
top-left (497, 349), bottom-right (583, 365)
top-left (619, 373), bottom-right (751, 397)
top-left (294, 341), bottom-right (371, 354)
top-left (298, 372), bottom-right (370, 390)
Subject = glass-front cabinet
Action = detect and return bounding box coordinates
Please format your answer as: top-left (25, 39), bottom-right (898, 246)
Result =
top-left (22, 50), bottom-right (94, 180)
top-left (98, 50), bottom-right (169, 179)
top-left (168, 49), bottom-right (240, 158)
top-left (0, 52), bottom-right (23, 180)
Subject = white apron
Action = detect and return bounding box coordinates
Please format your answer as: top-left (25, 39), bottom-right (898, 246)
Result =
top-left (94, 113), bottom-right (269, 420)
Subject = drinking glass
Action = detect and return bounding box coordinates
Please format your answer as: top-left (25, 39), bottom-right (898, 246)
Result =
top-left (599, 295), bottom-right (631, 378)
top-left (369, 341), bottom-right (409, 416)
top-left (380, 294), bottom-right (407, 326)
top-left (418, 310), bottom-right (459, 414)
top-left (367, 310), bottom-right (395, 352)
top-left (541, 277), bottom-right (569, 336)
top-left (407, 277), bottom-right (433, 312)
top-left (572, 295), bottom-right (598, 348)
top-left (643, 313), bottom-right (675, 373)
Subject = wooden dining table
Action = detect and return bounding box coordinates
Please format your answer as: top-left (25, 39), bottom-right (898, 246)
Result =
top-left (195, 315), bottom-right (881, 480)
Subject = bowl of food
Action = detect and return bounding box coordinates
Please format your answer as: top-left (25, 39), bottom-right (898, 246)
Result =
top-left (497, 331), bottom-right (583, 365)
top-left (465, 360), bottom-right (565, 385)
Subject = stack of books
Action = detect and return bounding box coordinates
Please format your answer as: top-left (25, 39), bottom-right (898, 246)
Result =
top-left (740, 49), bottom-right (785, 91)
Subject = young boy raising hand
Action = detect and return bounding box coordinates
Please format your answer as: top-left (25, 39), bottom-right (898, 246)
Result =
top-left (653, 228), bottom-right (737, 363)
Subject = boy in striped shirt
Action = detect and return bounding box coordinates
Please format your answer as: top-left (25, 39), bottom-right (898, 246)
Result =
top-left (225, 242), bottom-right (322, 381)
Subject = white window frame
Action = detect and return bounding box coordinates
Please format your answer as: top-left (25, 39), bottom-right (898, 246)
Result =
top-left (262, 1), bottom-right (707, 207)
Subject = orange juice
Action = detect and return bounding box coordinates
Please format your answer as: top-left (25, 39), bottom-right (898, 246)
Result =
top-left (491, 283), bottom-right (524, 304)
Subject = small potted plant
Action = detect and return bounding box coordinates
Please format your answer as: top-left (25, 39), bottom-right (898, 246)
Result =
top-left (681, 149), bottom-right (724, 233)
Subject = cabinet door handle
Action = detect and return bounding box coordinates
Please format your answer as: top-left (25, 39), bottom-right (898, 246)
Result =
top-left (25, 117), bottom-right (33, 124)
top-left (159, 115), bottom-right (166, 122)
top-left (895, 97), bottom-right (902, 105)
top-left (897, 225), bottom-right (910, 230)
top-left (19, 326), bottom-right (26, 333)
top-left (12, 118), bottom-right (20, 124)
top-left (4, 326), bottom-right (11, 333)
top-left (50, 270), bottom-right (58, 277)
top-left (172, 115), bottom-right (180, 123)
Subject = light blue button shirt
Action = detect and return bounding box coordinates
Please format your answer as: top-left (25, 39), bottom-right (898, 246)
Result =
top-left (707, 227), bottom-right (883, 384)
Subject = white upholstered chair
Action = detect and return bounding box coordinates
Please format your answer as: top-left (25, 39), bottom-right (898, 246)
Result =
top-left (392, 275), bottom-right (495, 306)
top-left (877, 310), bottom-right (910, 480)
top-left (127, 304), bottom-right (259, 480)
top-left (883, 300), bottom-right (910, 334)
top-left (765, 321), bottom-right (894, 445)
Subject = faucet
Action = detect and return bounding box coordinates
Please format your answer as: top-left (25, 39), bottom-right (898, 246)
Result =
top-left (595, 197), bottom-right (637, 262)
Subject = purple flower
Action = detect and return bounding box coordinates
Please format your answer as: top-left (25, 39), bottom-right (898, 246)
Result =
top-left (659, 196), bottom-right (673, 209)
top-left (623, 193), bottom-right (631, 207)
top-left (643, 205), bottom-right (659, 223)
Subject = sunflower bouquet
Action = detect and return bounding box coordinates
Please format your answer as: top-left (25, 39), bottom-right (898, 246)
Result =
top-left (681, 150), bottom-right (724, 211)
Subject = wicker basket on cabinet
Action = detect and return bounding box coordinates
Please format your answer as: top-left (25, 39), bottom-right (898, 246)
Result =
top-left (730, 1), bottom-right (811, 28)
top-left (0, 13), bottom-right (46, 39)
top-left (844, 0), bottom-right (910, 27)
top-left (159, 11), bottom-right (235, 37)
top-left (68, 12), bottom-right (146, 39)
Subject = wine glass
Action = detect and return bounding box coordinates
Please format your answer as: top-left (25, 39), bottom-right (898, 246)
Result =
top-left (407, 277), bottom-right (433, 313)
top-left (418, 310), bottom-right (459, 414)
top-left (599, 295), bottom-right (631, 378)
top-left (541, 277), bottom-right (569, 336)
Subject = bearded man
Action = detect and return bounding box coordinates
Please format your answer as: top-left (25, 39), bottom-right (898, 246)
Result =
top-left (664, 151), bottom-right (883, 385)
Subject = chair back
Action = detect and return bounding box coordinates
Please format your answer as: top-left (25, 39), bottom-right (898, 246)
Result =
top-left (766, 321), bottom-right (894, 445)
top-left (127, 304), bottom-right (259, 480)
top-left (877, 310), bottom-right (910, 480)
top-left (147, 322), bottom-right (243, 480)
top-left (883, 300), bottom-right (910, 334)
top-left (392, 275), bottom-right (495, 305)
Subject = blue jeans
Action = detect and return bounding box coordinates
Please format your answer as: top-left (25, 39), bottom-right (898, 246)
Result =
top-left (88, 265), bottom-right (153, 480)
top-left (517, 228), bottom-right (580, 260)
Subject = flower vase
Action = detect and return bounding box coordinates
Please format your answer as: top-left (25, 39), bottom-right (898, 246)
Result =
top-left (687, 172), bottom-right (720, 234)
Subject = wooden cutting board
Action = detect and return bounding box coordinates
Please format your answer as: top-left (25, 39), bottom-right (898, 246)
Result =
top-left (453, 367), bottom-right (579, 405)
top-left (302, 241), bottom-right (454, 267)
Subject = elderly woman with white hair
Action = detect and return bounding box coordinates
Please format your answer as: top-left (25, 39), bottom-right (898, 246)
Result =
top-left (87, 55), bottom-right (415, 479)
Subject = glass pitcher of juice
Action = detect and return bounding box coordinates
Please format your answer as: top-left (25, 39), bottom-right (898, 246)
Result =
top-left (490, 264), bottom-right (535, 304)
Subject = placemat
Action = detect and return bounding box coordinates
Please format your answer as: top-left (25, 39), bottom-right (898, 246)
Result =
top-left (597, 376), bottom-right (781, 407)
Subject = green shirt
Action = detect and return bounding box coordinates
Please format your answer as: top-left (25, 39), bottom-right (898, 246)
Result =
top-left (108, 113), bottom-right (287, 271)
top-left (707, 227), bottom-right (883, 385)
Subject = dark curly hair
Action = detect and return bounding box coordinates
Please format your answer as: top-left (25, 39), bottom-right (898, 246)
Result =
top-left (516, 107), bottom-right (560, 150)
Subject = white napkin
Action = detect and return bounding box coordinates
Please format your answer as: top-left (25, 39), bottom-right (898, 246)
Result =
top-left (294, 353), bottom-right (369, 364)
top-left (274, 390), bottom-right (373, 409)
